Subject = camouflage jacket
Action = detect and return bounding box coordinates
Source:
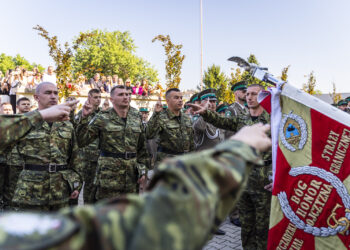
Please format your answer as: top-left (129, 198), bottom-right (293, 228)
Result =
top-left (0, 111), bottom-right (43, 153)
top-left (76, 107), bottom-right (149, 195)
top-left (74, 108), bottom-right (101, 162)
top-left (0, 139), bottom-right (263, 250)
top-left (6, 145), bottom-right (24, 167)
top-left (12, 119), bottom-right (82, 206)
top-left (146, 109), bottom-right (194, 164)
top-left (193, 116), bottom-right (223, 151)
top-left (203, 109), bottom-right (272, 185)
top-left (224, 102), bottom-right (249, 138)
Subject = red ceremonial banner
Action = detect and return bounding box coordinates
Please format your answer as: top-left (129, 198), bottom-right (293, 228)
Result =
top-left (259, 83), bottom-right (350, 250)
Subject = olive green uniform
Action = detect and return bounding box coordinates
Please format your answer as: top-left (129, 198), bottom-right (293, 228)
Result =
top-left (76, 107), bottom-right (149, 201)
top-left (146, 109), bottom-right (194, 166)
top-left (12, 117), bottom-right (82, 211)
top-left (202, 109), bottom-right (272, 250)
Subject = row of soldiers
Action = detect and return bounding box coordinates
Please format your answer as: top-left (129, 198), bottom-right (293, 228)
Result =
top-left (0, 100), bottom-right (272, 249)
top-left (0, 80), bottom-right (272, 249)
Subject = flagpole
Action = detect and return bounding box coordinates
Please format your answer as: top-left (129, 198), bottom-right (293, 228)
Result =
top-left (200, 0), bottom-right (203, 91)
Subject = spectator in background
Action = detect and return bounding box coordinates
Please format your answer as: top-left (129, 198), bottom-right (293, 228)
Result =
top-left (101, 75), bottom-right (107, 93)
top-left (0, 70), bottom-right (11, 103)
top-left (0, 102), bottom-right (13, 115)
top-left (118, 78), bottom-right (124, 86)
top-left (141, 79), bottom-right (149, 96)
top-left (112, 75), bottom-right (118, 86)
top-left (89, 73), bottom-right (103, 92)
top-left (16, 97), bottom-right (31, 113)
top-left (125, 78), bottom-right (132, 91)
top-left (42, 66), bottom-right (56, 84)
top-left (132, 81), bottom-right (143, 96)
top-left (8, 67), bottom-right (23, 113)
top-left (105, 76), bottom-right (113, 93)
top-left (102, 97), bottom-right (110, 110)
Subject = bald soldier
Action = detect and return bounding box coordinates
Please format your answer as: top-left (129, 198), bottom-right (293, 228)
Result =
top-left (0, 110), bottom-right (271, 249)
top-left (12, 82), bottom-right (82, 211)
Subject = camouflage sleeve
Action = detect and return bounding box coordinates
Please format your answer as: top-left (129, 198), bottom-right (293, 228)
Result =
top-left (75, 113), bottom-right (102, 148)
top-left (202, 110), bottom-right (239, 132)
top-left (145, 111), bottom-right (162, 139)
top-left (136, 123), bottom-right (150, 177)
top-left (0, 111), bottom-right (43, 153)
top-left (67, 130), bottom-right (83, 191)
top-left (192, 116), bottom-right (207, 131)
top-left (59, 139), bottom-right (263, 250)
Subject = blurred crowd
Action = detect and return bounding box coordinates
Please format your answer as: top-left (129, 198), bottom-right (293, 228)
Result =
top-left (0, 66), bottom-right (164, 113)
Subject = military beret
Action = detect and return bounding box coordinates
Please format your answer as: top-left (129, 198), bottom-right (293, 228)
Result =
top-left (231, 81), bottom-right (247, 92)
top-left (162, 104), bottom-right (168, 109)
top-left (337, 99), bottom-right (348, 106)
top-left (189, 93), bottom-right (199, 103)
top-left (139, 107), bottom-right (149, 112)
top-left (345, 96), bottom-right (350, 102)
top-left (216, 103), bottom-right (228, 113)
top-left (198, 88), bottom-right (217, 101)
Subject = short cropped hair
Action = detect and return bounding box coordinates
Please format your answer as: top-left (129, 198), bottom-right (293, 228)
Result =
top-left (16, 97), bottom-right (30, 106)
top-left (88, 88), bottom-right (101, 96)
top-left (165, 88), bottom-right (180, 98)
top-left (248, 84), bottom-right (265, 91)
top-left (1, 102), bottom-right (11, 108)
top-left (110, 85), bottom-right (127, 96)
top-left (35, 82), bottom-right (56, 95)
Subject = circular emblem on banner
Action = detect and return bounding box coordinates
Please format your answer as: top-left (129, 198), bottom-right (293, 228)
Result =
top-left (279, 111), bottom-right (307, 152)
top-left (278, 166), bottom-right (350, 237)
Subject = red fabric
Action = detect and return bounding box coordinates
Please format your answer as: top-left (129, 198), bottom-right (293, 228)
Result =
top-left (268, 105), bottom-right (350, 249)
top-left (259, 91), bottom-right (271, 114)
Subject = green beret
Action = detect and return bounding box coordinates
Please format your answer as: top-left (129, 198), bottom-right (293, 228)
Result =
top-left (198, 88), bottom-right (217, 101)
top-left (139, 107), bottom-right (149, 112)
top-left (189, 93), bottom-right (199, 103)
top-left (231, 81), bottom-right (247, 92)
top-left (216, 103), bottom-right (228, 113)
top-left (337, 99), bottom-right (348, 106)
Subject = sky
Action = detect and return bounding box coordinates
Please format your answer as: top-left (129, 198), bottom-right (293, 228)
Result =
top-left (1, 0), bottom-right (350, 93)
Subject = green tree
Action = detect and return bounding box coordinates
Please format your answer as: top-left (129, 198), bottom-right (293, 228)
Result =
top-left (329, 82), bottom-right (342, 104)
top-left (280, 65), bottom-right (290, 81)
top-left (202, 64), bottom-right (233, 103)
top-left (0, 53), bottom-right (15, 74)
top-left (73, 29), bottom-right (158, 83)
top-left (0, 53), bottom-right (44, 74)
top-left (302, 71), bottom-right (322, 95)
top-left (152, 35), bottom-right (185, 89)
top-left (34, 25), bottom-right (92, 99)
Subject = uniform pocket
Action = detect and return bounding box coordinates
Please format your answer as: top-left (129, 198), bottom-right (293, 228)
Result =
top-left (13, 171), bottom-right (47, 205)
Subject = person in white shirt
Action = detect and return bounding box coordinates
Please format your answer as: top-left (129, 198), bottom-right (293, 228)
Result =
top-left (42, 66), bottom-right (57, 85)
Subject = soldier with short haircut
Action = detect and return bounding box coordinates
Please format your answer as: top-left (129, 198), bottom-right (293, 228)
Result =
top-left (0, 111), bottom-right (271, 250)
top-left (76, 85), bottom-right (149, 201)
top-left (74, 88), bottom-right (102, 204)
top-left (216, 103), bottom-right (229, 117)
top-left (12, 82), bottom-right (82, 211)
top-left (146, 88), bottom-right (194, 166)
top-left (3, 97), bottom-right (30, 209)
top-left (190, 84), bottom-right (272, 250)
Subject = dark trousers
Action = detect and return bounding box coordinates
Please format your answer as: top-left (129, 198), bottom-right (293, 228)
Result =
top-left (10, 94), bottom-right (16, 114)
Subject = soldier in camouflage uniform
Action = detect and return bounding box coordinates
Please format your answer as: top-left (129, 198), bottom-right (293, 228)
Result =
top-left (216, 103), bottom-right (229, 116)
top-left (3, 97), bottom-right (31, 210)
top-left (12, 83), bottom-right (82, 211)
top-left (0, 101), bottom-right (14, 209)
top-left (0, 110), bottom-right (272, 250)
top-left (74, 89), bottom-right (102, 204)
top-left (190, 84), bottom-right (273, 250)
top-left (224, 81), bottom-right (249, 138)
top-left (146, 88), bottom-right (194, 166)
top-left (188, 92), bottom-right (200, 122)
top-left (76, 85), bottom-right (149, 201)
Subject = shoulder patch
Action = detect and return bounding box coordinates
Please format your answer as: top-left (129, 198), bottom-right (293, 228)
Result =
top-left (0, 212), bottom-right (78, 249)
